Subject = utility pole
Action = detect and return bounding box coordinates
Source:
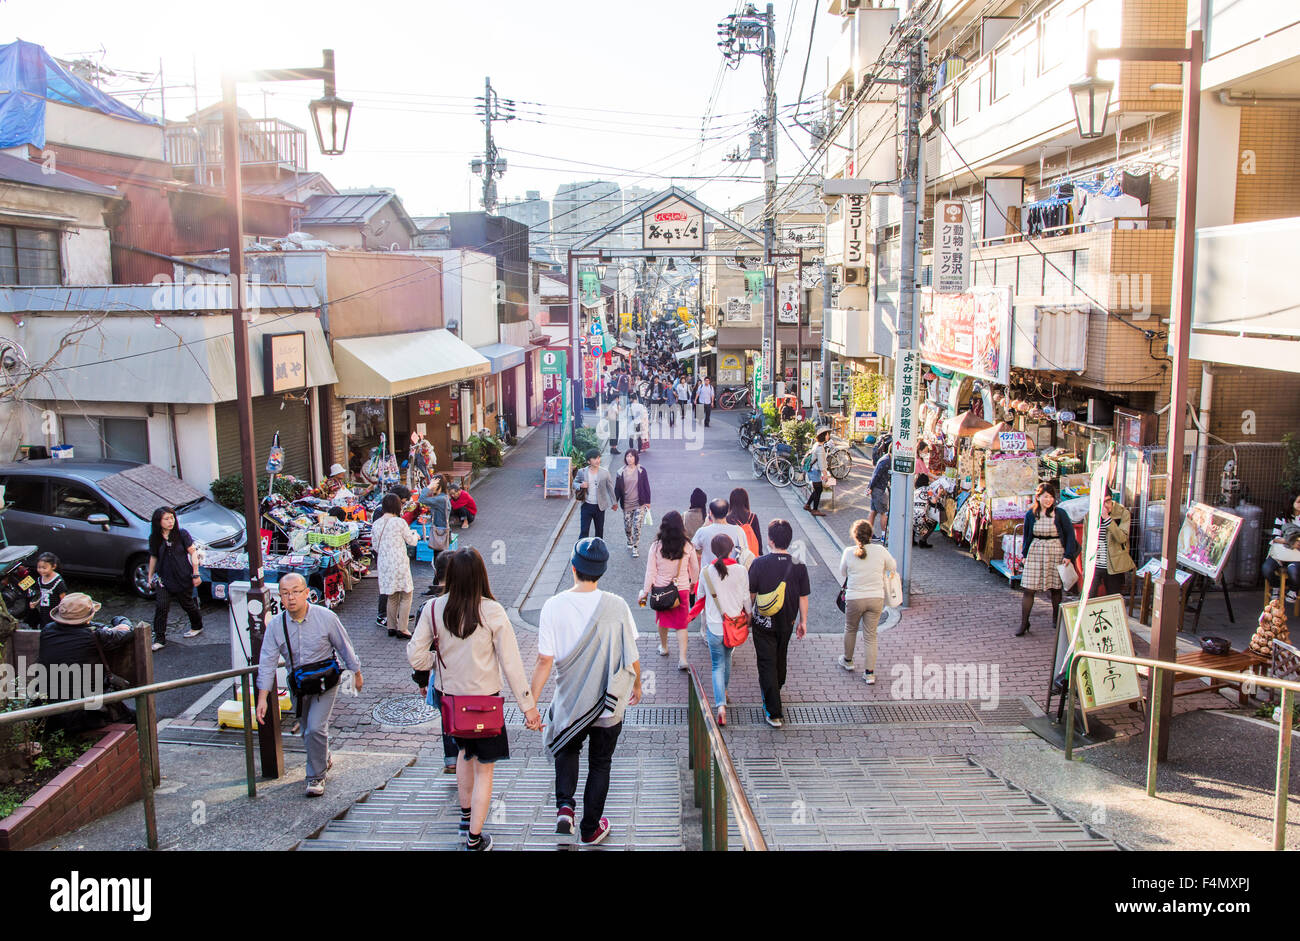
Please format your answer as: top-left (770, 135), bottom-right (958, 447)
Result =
top-left (887, 34), bottom-right (926, 607)
top-left (472, 77), bottom-right (514, 213)
top-left (718, 3), bottom-right (777, 401)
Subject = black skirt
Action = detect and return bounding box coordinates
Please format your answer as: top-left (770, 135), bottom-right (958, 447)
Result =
top-left (453, 729), bottom-right (510, 764)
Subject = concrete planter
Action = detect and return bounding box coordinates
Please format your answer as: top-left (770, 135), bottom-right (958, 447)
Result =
top-left (0, 723), bottom-right (142, 851)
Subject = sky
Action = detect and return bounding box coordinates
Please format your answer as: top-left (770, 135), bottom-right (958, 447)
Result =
top-left (5, 0), bottom-right (840, 220)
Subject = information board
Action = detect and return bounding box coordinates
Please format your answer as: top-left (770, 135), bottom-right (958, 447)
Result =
top-left (544, 455), bottom-right (572, 498)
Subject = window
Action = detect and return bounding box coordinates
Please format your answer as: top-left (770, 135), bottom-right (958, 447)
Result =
top-left (0, 226), bottom-right (61, 285)
top-left (51, 483), bottom-right (121, 523)
top-left (61, 416), bottom-right (150, 465)
top-left (0, 476), bottom-right (46, 513)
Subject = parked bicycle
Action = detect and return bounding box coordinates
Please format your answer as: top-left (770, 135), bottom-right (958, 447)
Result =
top-left (717, 385), bottom-right (752, 410)
top-left (737, 409), bottom-right (764, 450)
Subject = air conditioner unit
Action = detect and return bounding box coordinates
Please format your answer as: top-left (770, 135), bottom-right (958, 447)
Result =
top-left (843, 267), bottom-right (868, 285)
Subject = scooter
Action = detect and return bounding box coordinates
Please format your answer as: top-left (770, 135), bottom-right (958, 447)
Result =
top-left (0, 544), bottom-right (39, 620)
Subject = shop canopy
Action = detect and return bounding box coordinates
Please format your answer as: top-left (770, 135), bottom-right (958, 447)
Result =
top-left (675, 345), bottom-right (716, 361)
top-left (943, 411), bottom-right (992, 438)
top-left (474, 342), bottom-right (526, 374)
top-left (333, 328), bottom-right (489, 399)
top-left (971, 421), bottom-right (1016, 450)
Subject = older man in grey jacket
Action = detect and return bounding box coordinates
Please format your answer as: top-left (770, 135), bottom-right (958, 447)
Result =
top-left (573, 448), bottom-right (617, 540)
top-left (257, 573), bottom-right (362, 797)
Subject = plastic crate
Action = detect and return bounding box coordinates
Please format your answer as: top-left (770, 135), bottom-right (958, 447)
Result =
top-left (306, 530), bottom-right (352, 547)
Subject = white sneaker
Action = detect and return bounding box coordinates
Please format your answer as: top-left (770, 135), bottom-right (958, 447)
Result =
top-left (657, 644), bottom-right (668, 656)
top-left (863, 671), bottom-right (876, 685)
top-left (836, 655), bottom-right (855, 671)
top-left (305, 779), bottom-right (325, 797)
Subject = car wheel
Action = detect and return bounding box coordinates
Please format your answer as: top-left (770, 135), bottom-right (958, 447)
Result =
top-left (128, 556), bottom-right (155, 599)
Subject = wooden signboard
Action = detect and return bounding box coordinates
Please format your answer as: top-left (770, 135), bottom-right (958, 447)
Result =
top-left (544, 456), bottom-right (571, 498)
top-left (1056, 594), bottom-right (1144, 732)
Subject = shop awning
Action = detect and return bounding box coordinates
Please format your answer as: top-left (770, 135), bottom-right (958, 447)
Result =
top-left (674, 345), bottom-right (715, 361)
top-left (12, 309), bottom-right (335, 404)
top-left (611, 346), bottom-right (632, 358)
top-left (474, 342), bottom-right (526, 374)
top-left (333, 329), bottom-right (489, 399)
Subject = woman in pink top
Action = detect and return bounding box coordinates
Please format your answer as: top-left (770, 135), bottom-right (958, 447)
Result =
top-left (637, 510), bottom-right (700, 669)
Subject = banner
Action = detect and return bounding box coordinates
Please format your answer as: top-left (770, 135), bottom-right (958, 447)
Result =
top-left (917, 286), bottom-right (1012, 384)
top-left (778, 282), bottom-right (800, 325)
top-left (725, 297), bottom-right (752, 322)
top-left (891, 349), bottom-right (921, 474)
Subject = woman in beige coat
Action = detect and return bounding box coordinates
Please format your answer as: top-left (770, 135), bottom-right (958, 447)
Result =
top-left (1085, 492), bottom-right (1135, 599)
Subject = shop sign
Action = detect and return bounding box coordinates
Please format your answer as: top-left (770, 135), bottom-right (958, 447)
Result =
top-left (997, 431), bottom-right (1030, 452)
top-left (582, 353), bottom-right (597, 398)
top-left (677, 306), bottom-right (691, 324)
top-left (854, 411), bottom-right (877, 435)
top-left (641, 196), bottom-right (704, 250)
top-left (843, 193), bottom-right (868, 267)
top-left (918, 285), bottom-right (1012, 385)
top-left (263, 331), bottom-right (307, 394)
top-left (935, 199), bottom-right (970, 294)
top-left (725, 297), bottom-right (752, 322)
top-left (778, 283), bottom-right (800, 325)
top-left (539, 349), bottom-right (567, 376)
top-left (544, 455), bottom-right (571, 498)
top-left (891, 349), bottom-right (920, 474)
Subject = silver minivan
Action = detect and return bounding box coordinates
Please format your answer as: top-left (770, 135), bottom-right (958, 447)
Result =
top-left (0, 460), bottom-right (246, 597)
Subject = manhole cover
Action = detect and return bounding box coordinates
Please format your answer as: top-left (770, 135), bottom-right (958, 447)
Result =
top-left (372, 695), bottom-right (440, 727)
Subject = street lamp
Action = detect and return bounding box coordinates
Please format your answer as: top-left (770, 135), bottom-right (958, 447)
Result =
top-left (1068, 74), bottom-right (1115, 139)
top-left (222, 49), bottom-right (352, 779)
top-left (1067, 29), bottom-right (1203, 763)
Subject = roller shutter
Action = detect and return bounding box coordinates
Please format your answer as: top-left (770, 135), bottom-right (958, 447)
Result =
top-left (214, 395), bottom-right (312, 481)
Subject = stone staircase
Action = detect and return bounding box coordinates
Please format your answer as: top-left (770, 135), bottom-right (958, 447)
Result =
top-left (297, 753), bottom-right (684, 851)
top-left (728, 754), bottom-right (1120, 850)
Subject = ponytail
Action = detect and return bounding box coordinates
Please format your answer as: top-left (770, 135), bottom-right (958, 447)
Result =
top-left (713, 557), bottom-right (728, 580)
top-left (851, 519), bottom-right (873, 558)
top-left (709, 533), bottom-right (734, 582)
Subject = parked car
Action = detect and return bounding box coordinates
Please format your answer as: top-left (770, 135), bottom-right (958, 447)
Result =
top-left (0, 460), bottom-right (246, 598)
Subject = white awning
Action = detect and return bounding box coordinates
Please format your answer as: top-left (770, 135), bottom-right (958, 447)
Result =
top-left (333, 329), bottom-right (489, 399)
top-left (474, 342), bottom-right (527, 374)
top-left (10, 309), bottom-right (336, 404)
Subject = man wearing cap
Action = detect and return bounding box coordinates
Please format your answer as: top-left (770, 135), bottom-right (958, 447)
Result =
top-left (36, 593), bottom-right (134, 730)
top-left (256, 573), bottom-right (362, 797)
top-left (530, 538), bottom-right (641, 846)
top-left (573, 448), bottom-right (616, 540)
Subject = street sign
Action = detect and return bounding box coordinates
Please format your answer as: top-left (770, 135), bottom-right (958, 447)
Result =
top-left (891, 349), bottom-right (921, 474)
top-left (854, 411), bottom-right (877, 435)
top-left (539, 349), bottom-right (567, 376)
top-left (935, 199), bottom-right (971, 294)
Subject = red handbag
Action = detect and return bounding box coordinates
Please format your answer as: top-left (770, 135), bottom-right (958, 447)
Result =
top-left (703, 567), bottom-right (750, 649)
top-left (430, 606), bottom-right (506, 739)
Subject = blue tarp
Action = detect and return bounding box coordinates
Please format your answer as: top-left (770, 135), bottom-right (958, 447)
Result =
top-left (0, 39), bottom-right (160, 149)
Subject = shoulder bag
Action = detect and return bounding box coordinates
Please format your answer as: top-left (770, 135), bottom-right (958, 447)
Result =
top-left (649, 550), bottom-right (686, 611)
top-left (884, 569), bottom-right (903, 607)
top-left (836, 578), bottom-right (848, 614)
top-left (430, 602), bottom-right (505, 739)
top-left (703, 566), bottom-right (749, 648)
top-left (419, 503), bottom-right (450, 551)
top-left (755, 557), bottom-right (794, 617)
top-left (281, 612), bottom-right (342, 717)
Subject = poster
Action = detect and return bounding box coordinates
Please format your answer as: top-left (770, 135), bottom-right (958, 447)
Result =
top-left (718, 352), bottom-right (744, 386)
top-left (918, 286), bottom-right (1012, 384)
top-left (725, 297), bottom-right (752, 322)
top-left (1176, 502), bottom-right (1243, 580)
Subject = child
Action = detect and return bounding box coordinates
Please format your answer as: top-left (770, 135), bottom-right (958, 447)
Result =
top-left (26, 552), bottom-right (68, 627)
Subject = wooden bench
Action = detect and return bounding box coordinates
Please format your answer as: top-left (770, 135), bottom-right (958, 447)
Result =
top-left (1134, 649), bottom-right (1267, 706)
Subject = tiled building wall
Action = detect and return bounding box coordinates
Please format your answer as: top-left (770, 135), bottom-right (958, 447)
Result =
top-left (1234, 107), bottom-right (1300, 224)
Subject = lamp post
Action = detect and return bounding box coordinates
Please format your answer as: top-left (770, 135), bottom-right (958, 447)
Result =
top-left (222, 50), bottom-right (352, 779)
top-left (1070, 29), bottom-right (1202, 761)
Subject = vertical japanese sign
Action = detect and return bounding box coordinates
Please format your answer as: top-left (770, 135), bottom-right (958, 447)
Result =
top-left (843, 193), bottom-right (868, 269)
top-left (935, 199), bottom-right (970, 294)
top-left (891, 349), bottom-right (921, 474)
top-left (778, 282), bottom-right (800, 324)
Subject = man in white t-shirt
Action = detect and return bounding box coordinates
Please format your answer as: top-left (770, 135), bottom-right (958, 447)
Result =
top-left (531, 537), bottom-right (640, 847)
top-left (692, 498), bottom-right (750, 568)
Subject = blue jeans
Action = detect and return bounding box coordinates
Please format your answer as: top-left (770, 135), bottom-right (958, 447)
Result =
top-left (704, 626), bottom-right (732, 708)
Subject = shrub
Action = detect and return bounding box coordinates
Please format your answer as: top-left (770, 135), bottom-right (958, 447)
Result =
top-left (210, 473), bottom-right (309, 510)
top-left (760, 399), bottom-right (779, 430)
top-left (780, 418), bottom-right (816, 456)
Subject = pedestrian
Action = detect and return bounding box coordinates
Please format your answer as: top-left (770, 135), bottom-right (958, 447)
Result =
top-left (614, 448), bottom-right (651, 558)
top-left (146, 506), bottom-right (204, 651)
top-left (683, 488), bottom-right (708, 540)
top-left (1017, 483), bottom-right (1079, 637)
top-left (574, 448), bottom-right (616, 540)
top-left (1084, 490), bottom-right (1134, 600)
top-left (804, 426), bottom-right (831, 517)
top-left (371, 492), bottom-right (419, 639)
top-left (836, 519), bottom-right (896, 684)
top-left (257, 573), bottom-right (362, 798)
top-left (448, 480), bottom-right (477, 529)
top-left (650, 378), bottom-right (665, 426)
top-left (747, 519), bottom-right (810, 728)
top-left (419, 474), bottom-right (452, 596)
top-left (37, 593), bottom-right (134, 732)
top-left (686, 533), bottom-right (749, 727)
top-left (698, 376), bottom-right (715, 427)
top-left (627, 395), bottom-right (650, 452)
top-left (692, 498), bottom-right (750, 569)
top-left (407, 549), bottom-right (542, 850)
top-left (24, 551), bottom-right (67, 629)
top-left (673, 376), bottom-right (690, 422)
top-left (725, 487), bottom-right (763, 558)
top-left (1262, 492), bottom-right (1300, 603)
top-left (530, 537), bottom-right (641, 847)
top-left (605, 398), bottom-right (621, 455)
top-left (419, 549), bottom-right (460, 774)
top-left (372, 483), bottom-right (413, 626)
top-left (638, 510), bottom-right (699, 669)
top-left (868, 452), bottom-right (891, 541)
top-left (690, 377), bottom-right (701, 421)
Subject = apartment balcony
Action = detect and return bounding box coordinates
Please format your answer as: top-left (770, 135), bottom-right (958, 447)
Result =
top-left (165, 117), bottom-right (309, 180)
top-left (926, 0), bottom-right (1185, 186)
top-left (1189, 217), bottom-right (1300, 374)
top-left (825, 7), bottom-right (900, 101)
top-left (1194, 0), bottom-right (1300, 93)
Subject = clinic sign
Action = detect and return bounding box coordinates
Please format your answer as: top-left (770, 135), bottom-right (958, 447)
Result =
top-left (642, 196), bottom-right (704, 250)
top-left (935, 199), bottom-right (970, 294)
top-left (891, 349), bottom-right (921, 474)
top-left (843, 192), bottom-right (868, 267)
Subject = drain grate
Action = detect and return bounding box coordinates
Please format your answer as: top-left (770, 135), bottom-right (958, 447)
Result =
top-left (372, 695), bottom-right (440, 727)
top-left (503, 699), bottom-right (1035, 728)
top-left (861, 701), bottom-right (980, 724)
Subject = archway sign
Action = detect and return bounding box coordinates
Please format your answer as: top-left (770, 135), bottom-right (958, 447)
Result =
top-left (564, 186), bottom-right (766, 439)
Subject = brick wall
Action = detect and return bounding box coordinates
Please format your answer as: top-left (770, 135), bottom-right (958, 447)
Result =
top-left (0, 723), bottom-right (142, 851)
top-left (1234, 107), bottom-right (1300, 224)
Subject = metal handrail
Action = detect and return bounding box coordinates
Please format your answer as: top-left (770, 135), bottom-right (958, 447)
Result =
top-left (1063, 649), bottom-right (1298, 850)
top-left (686, 666), bottom-right (767, 851)
top-left (1, 666), bottom-right (260, 850)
